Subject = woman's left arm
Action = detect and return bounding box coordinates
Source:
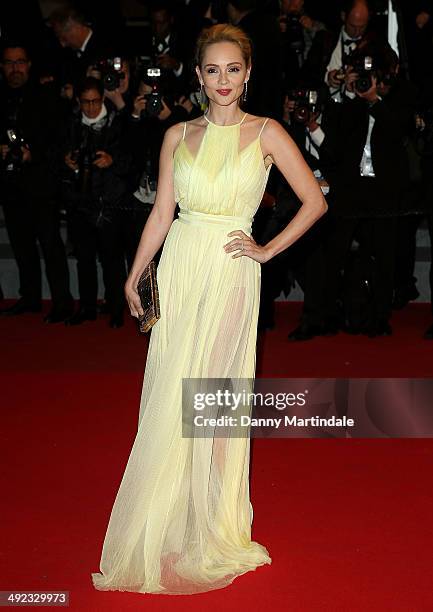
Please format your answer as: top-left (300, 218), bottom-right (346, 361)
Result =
top-left (226, 119), bottom-right (328, 263)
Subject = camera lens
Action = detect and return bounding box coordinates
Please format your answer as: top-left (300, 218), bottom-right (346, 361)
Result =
top-left (355, 76), bottom-right (372, 93)
top-left (294, 106), bottom-right (309, 123)
top-left (103, 72), bottom-right (120, 91)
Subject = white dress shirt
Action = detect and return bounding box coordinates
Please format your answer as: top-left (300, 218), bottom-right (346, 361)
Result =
top-left (360, 114), bottom-right (376, 177)
top-left (76, 29), bottom-right (93, 58)
top-left (325, 27), bottom-right (361, 102)
top-left (305, 117), bottom-right (329, 194)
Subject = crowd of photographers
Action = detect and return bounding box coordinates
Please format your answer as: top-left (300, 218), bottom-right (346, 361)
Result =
top-left (1, 0), bottom-right (433, 339)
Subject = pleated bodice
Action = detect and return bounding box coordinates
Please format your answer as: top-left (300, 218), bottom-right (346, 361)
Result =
top-left (173, 113), bottom-right (272, 220)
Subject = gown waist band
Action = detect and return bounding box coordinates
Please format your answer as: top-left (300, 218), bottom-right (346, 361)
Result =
top-left (177, 209), bottom-right (252, 232)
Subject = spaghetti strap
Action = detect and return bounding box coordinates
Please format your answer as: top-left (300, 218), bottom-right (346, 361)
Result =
top-left (182, 122), bottom-right (187, 139)
top-left (259, 117), bottom-right (270, 137)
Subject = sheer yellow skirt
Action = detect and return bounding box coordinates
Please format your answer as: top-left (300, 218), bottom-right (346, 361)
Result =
top-left (91, 210), bottom-right (271, 594)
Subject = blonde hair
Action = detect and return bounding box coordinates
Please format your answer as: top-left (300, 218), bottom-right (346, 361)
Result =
top-left (195, 23), bottom-right (252, 69)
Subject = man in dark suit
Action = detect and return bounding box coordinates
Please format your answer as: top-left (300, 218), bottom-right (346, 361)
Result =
top-left (258, 87), bottom-right (336, 336)
top-left (48, 7), bottom-right (111, 91)
top-left (279, 0), bottom-right (327, 91)
top-left (322, 41), bottom-right (417, 337)
top-left (302, 0), bottom-right (371, 93)
top-left (0, 43), bottom-right (74, 321)
top-left (61, 77), bottom-right (130, 328)
top-left (149, 0), bottom-right (195, 98)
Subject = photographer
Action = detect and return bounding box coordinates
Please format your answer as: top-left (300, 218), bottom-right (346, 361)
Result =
top-left (149, 1), bottom-right (192, 98)
top-left (322, 40), bottom-right (417, 337)
top-left (279, 0), bottom-right (327, 89)
top-left (48, 7), bottom-right (112, 97)
top-left (62, 77), bottom-right (130, 328)
top-left (102, 58), bottom-right (156, 271)
top-left (0, 43), bottom-right (74, 322)
top-left (130, 66), bottom-right (199, 180)
top-left (258, 86), bottom-right (335, 336)
top-left (304, 0), bottom-right (371, 100)
top-left (94, 54), bottom-right (199, 273)
top-left (82, 56), bottom-right (151, 289)
top-left (88, 57), bottom-right (132, 113)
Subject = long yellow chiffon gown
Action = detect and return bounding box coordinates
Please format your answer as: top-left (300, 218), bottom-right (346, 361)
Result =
top-left (91, 111), bottom-right (273, 595)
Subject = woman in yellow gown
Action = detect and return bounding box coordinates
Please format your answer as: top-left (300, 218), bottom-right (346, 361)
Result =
top-left (91, 24), bottom-right (327, 595)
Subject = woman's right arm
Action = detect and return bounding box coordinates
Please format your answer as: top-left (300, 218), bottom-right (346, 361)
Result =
top-left (125, 122), bottom-right (183, 318)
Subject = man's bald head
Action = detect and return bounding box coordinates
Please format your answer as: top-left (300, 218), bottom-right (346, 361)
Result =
top-left (342, 0), bottom-right (370, 39)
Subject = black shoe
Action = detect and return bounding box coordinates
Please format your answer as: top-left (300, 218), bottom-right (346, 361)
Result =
top-left (65, 308), bottom-right (97, 326)
top-left (321, 317), bottom-right (340, 336)
top-left (0, 298), bottom-right (42, 316)
top-left (97, 301), bottom-right (110, 315)
top-left (342, 321), bottom-right (363, 335)
top-left (109, 313), bottom-right (124, 328)
top-left (288, 322), bottom-right (323, 342)
top-left (392, 287), bottom-right (420, 310)
top-left (423, 323), bottom-right (433, 340)
top-left (44, 305), bottom-right (75, 324)
top-left (366, 319), bottom-right (392, 338)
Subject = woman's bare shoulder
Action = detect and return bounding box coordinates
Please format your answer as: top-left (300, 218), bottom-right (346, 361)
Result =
top-left (163, 121), bottom-right (189, 153)
top-left (256, 118), bottom-right (296, 162)
top-left (164, 121), bottom-right (185, 144)
top-left (245, 114), bottom-right (285, 136)
top-left (259, 117), bottom-right (293, 143)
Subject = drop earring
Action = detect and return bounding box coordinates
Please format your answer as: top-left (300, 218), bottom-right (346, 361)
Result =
top-left (243, 81), bottom-right (248, 102)
top-left (199, 83), bottom-right (207, 111)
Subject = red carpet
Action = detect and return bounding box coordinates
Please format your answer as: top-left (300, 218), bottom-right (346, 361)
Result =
top-left (1, 301), bottom-right (433, 611)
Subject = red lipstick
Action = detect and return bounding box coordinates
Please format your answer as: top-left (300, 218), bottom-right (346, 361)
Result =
top-left (216, 89), bottom-right (232, 96)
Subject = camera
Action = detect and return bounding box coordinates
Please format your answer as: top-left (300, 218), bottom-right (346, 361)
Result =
top-left (2, 128), bottom-right (26, 172)
top-left (71, 138), bottom-right (98, 194)
top-left (94, 57), bottom-right (124, 91)
top-left (288, 89), bottom-right (319, 124)
top-left (351, 55), bottom-right (374, 94)
top-left (137, 60), bottom-right (164, 117)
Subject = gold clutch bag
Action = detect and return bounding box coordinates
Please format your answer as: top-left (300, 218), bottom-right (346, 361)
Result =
top-left (137, 260), bottom-right (160, 333)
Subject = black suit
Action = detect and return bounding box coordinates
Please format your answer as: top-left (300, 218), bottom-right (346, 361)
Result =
top-left (61, 109), bottom-right (130, 315)
top-left (0, 80), bottom-right (73, 310)
top-left (258, 110), bottom-right (334, 327)
top-left (327, 79), bottom-right (417, 217)
top-left (323, 79), bottom-right (417, 326)
top-left (152, 31), bottom-right (192, 99)
top-left (58, 30), bottom-right (113, 87)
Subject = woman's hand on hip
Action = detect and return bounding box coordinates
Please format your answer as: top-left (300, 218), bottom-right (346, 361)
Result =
top-left (224, 230), bottom-right (271, 264)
